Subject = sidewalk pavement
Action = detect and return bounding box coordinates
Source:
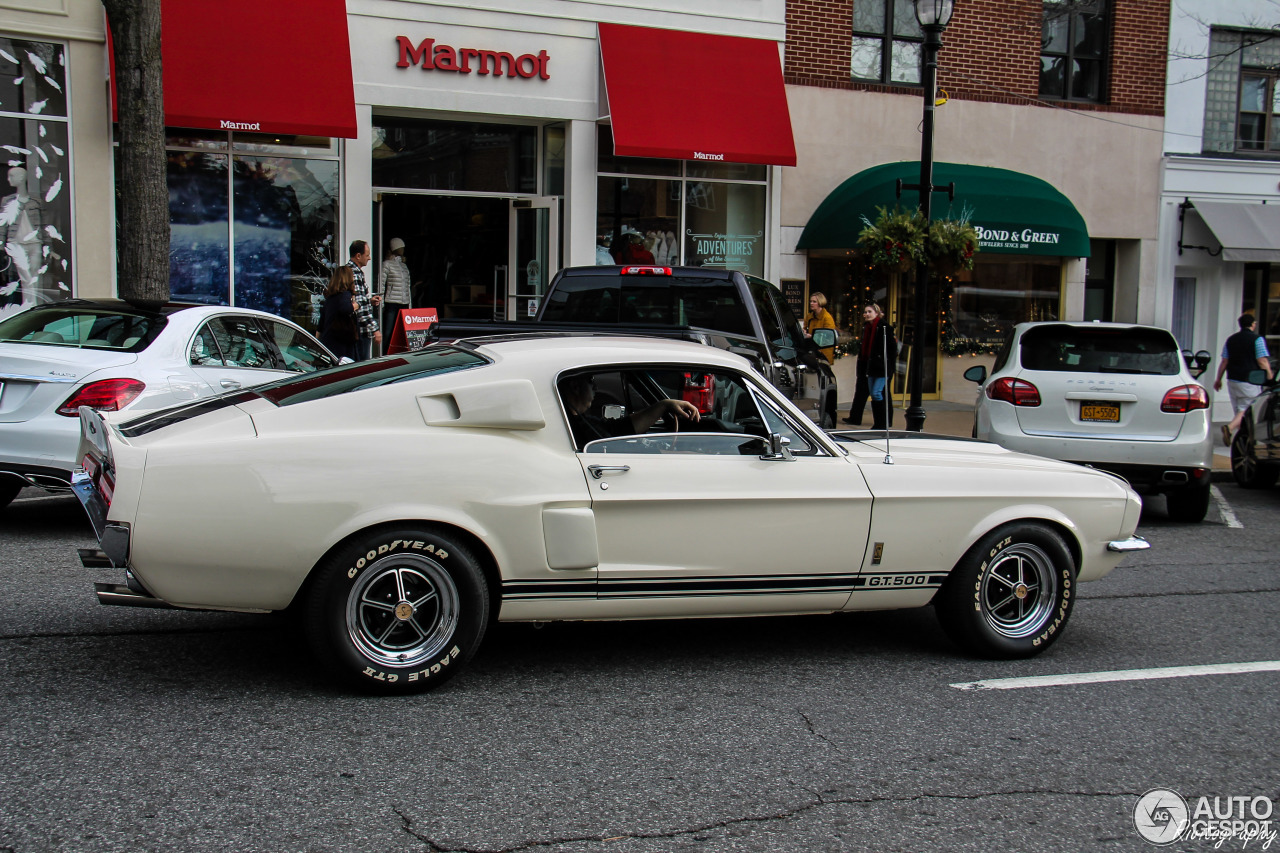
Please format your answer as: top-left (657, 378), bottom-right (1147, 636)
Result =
top-left (838, 398), bottom-right (1232, 473)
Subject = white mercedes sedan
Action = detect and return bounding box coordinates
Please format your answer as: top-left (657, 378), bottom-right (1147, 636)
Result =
top-left (0, 299), bottom-right (338, 510)
top-left (73, 335), bottom-right (1148, 693)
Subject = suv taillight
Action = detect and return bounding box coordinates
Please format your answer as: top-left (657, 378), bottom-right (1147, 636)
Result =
top-left (682, 371), bottom-right (716, 414)
top-left (986, 377), bottom-right (1041, 407)
top-left (56, 378), bottom-right (145, 416)
top-left (1161, 383), bottom-right (1210, 413)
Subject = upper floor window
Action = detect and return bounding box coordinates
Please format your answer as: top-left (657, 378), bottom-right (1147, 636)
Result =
top-left (1040, 0), bottom-right (1109, 102)
top-left (850, 0), bottom-right (922, 85)
top-left (1238, 71), bottom-right (1280, 152)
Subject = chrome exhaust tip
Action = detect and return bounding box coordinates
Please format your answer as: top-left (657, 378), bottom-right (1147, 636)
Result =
top-left (94, 582), bottom-right (172, 609)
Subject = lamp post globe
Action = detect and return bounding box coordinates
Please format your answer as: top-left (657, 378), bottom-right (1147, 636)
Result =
top-left (904, 0), bottom-right (952, 432)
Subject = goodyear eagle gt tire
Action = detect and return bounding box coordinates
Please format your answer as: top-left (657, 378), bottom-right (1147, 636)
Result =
top-left (934, 522), bottom-right (1076, 659)
top-left (306, 527), bottom-right (489, 693)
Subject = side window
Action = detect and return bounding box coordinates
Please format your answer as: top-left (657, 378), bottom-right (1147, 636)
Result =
top-left (266, 320), bottom-right (338, 373)
top-left (189, 323), bottom-right (225, 366)
top-left (206, 316), bottom-right (277, 369)
top-left (748, 281), bottom-right (785, 348)
top-left (752, 387), bottom-right (815, 455)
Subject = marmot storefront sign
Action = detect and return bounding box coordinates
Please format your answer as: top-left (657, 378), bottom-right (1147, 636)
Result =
top-left (396, 36), bottom-right (550, 79)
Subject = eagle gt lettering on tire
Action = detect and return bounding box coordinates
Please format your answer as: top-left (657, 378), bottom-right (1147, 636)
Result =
top-left (934, 522), bottom-right (1076, 658)
top-left (305, 527), bottom-right (489, 693)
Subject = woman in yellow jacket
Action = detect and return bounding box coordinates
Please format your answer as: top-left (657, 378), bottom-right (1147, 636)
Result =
top-left (805, 291), bottom-right (837, 364)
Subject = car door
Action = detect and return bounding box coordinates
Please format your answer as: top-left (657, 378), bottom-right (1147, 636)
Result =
top-left (260, 318), bottom-right (339, 373)
top-left (572, 365), bottom-right (872, 618)
top-left (187, 314), bottom-right (294, 394)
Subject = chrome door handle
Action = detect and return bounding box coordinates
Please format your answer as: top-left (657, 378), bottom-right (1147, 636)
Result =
top-left (220, 379), bottom-right (242, 389)
top-left (587, 465), bottom-right (630, 479)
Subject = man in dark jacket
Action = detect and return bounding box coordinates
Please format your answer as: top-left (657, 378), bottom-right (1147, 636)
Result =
top-left (1214, 312), bottom-right (1272, 444)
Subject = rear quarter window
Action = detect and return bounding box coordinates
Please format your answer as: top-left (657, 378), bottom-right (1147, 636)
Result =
top-left (0, 306), bottom-right (164, 352)
top-left (1019, 325), bottom-right (1180, 375)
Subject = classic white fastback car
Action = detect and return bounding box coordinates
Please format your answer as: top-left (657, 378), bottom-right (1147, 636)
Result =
top-left (73, 336), bottom-right (1148, 693)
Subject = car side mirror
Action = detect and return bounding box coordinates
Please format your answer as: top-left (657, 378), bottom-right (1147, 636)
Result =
top-left (811, 328), bottom-right (836, 349)
top-left (760, 432), bottom-right (794, 461)
top-left (963, 365), bottom-right (987, 383)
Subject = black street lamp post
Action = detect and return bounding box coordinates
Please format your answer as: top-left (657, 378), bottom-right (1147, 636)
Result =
top-left (903, 0), bottom-right (954, 432)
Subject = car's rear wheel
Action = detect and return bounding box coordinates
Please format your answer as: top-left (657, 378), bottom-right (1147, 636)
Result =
top-left (934, 522), bottom-right (1075, 659)
top-left (0, 480), bottom-right (20, 511)
top-left (305, 526), bottom-right (489, 693)
top-left (1232, 418), bottom-right (1278, 489)
top-left (1165, 481), bottom-right (1212, 523)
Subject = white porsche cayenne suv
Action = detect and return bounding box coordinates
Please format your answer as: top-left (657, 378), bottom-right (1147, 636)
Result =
top-left (965, 321), bottom-right (1214, 522)
top-left (0, 299), bottom-right (338, 511)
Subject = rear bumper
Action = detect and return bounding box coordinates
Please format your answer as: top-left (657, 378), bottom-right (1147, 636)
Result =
top-left (0, 461), bottom-right (74, 490)
top-left (70, 470), bottom-right (130, 566)
top-left (1065, 461), bottom-right (1212, 493)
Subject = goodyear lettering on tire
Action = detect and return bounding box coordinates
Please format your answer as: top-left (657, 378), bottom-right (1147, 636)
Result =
top-left (347, 539), bottom-right (451, 579)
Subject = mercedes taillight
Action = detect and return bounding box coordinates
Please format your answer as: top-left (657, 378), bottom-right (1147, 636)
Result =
top-left (56, 379), bottom-right (146, 416)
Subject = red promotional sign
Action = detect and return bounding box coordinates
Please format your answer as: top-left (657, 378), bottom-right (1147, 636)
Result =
top-left (386, 308), bottom-right (439, 355)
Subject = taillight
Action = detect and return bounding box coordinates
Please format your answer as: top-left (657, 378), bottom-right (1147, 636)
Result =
top-left (56, 378), bottom-right (145, 416)
top-left (682, 371), bottom-right (716, 414)
top-left (1161, 383), bottom-right (1210, 413)
top-left (986, 377), bottom-right (1041, 407)
top-left (620, 266), bottom-right (672, 276)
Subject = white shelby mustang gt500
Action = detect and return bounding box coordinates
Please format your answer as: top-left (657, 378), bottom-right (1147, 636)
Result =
top-left (73, 335), bottom-right (1149, 693)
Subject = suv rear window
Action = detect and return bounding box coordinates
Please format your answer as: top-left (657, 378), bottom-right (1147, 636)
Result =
top-left (539, 273), bottom-right (753, 337)
top-left (0, 305), bottom-right (165, 352)
top-left (1019, 325), bottom-right (1180, 375)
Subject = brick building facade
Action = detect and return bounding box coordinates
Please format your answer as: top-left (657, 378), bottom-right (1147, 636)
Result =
top-left (778, 0), bottom-right (1171, 403)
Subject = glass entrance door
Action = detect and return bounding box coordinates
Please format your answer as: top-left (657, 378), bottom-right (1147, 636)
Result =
top-left (509, 197), bottom-right (560, 321)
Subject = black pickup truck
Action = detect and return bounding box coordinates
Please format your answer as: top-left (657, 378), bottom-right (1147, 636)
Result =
top-left (428, 265), bottom-right (839, 427)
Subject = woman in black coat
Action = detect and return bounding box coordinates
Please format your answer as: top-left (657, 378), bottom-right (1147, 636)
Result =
top-left (319, 266), bottom-right (360, 362)
top-left (844, 303), bottom-right (897, 430)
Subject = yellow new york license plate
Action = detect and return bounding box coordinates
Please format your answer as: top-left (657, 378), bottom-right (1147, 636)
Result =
top-left (1080, 401), bottom-right (1120, 422)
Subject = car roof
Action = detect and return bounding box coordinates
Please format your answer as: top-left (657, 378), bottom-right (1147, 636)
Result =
top-left (458, 333), bottom-right (751, 372)
top-left (23, 299), bottom-right (310, 326)
top-left (1012, 321), bottom-right (1170, 333)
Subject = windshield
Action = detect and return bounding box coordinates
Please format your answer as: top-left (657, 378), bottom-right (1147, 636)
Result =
top-left (0, 305), bottom-right (166, 352)
top-left (1019, 325), bottom-right (1181, 376)
top-left (539, 273), bottom-right (754, 337)
top-left (254, 344), bottom-right (489, 406)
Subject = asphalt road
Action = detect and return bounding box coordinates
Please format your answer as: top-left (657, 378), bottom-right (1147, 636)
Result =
top-left (0, 484), bottom-right (1277, 853)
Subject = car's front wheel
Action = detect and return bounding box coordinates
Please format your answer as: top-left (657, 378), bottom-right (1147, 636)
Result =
top-left (1165, 481), bottom-right (1211, 522)
top-left (934, 522), bottom-right (1076, 659)
top-left (305, 526), bottom-right (489, 693)
top-left (1232, 417), bottom-right (1278, 489)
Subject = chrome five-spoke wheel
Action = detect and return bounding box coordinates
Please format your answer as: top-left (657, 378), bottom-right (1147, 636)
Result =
top-left (979, 543), bottom-right (1057, 639)
top-left (346, 554), bottom-right (460, 668)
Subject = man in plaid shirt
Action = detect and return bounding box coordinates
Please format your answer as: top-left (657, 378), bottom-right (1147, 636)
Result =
top-left (348, 240), bottom-right (381, 360)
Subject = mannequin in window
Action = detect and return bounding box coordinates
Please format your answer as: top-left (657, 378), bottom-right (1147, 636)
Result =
top-left (0, 166), bottom-right (45, 309)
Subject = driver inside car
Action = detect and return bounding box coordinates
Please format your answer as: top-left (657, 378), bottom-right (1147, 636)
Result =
top-left (560, 373), bottom-right (700, 450)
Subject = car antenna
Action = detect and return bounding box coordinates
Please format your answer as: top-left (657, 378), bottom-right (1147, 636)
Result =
top-left (882, 322), bottom-right (893, 465)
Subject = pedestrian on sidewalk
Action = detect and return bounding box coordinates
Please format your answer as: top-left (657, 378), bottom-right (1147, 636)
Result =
top-left (804, 291), bottom-right (837, 364)
top-left (378, 237), bottom-right (412, 346)
top-left (843, 303), bottom-right (896, 429)
top-left (347, 240), bottom-right (380, 361)
top-left (1214, 312), bottom-right (1271, 445)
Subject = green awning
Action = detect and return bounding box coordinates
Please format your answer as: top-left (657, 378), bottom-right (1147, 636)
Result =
top-left (796, 162), bottom-right (1091, 257)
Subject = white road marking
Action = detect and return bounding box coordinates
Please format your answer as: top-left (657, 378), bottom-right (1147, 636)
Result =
top-left (1212, 484), bottom-right (1243, 528)
top-left (951, 661), bottom-right (1280, 691)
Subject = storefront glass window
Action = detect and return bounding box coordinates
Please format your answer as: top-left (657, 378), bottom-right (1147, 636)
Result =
top-left (168, 152), bottom-right (230, 306)
top-left (684, 182), bottom-right (765, 278)
top-left (161, 130), bottom-right (339, 332)
top-left (372, 118), bottom-right (537, 193)
top-left (232, 156), bottom-right (339, 330)
top-left (596, 176), bottom-right (681, 265)
top-left (596, 126), bottom-right (769, 274)
top-left (942, 259), bottom-right (1061, 356)
top-left (0, 38), bottom-right (71, 318)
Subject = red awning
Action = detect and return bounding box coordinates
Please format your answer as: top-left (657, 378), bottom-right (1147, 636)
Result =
top-left (112, 0), bottom-right (357, 139)
top-left (597, 23), bottom-right (796, 167)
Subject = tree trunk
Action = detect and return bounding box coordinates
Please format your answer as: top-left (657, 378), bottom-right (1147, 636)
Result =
top-left (103, 0), bottom-right (168, 306)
